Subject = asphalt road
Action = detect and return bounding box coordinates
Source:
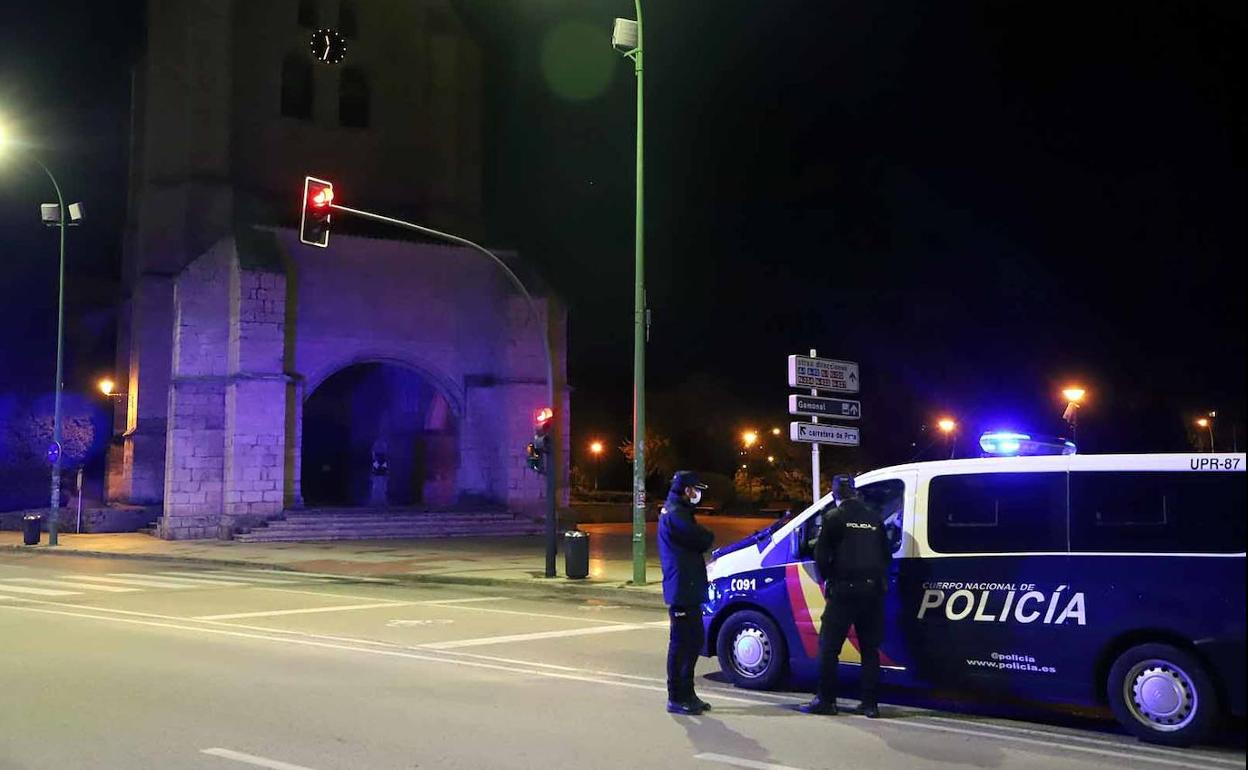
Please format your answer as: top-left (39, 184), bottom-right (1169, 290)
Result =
top-left (0, 553), bottom-right (1242, 770)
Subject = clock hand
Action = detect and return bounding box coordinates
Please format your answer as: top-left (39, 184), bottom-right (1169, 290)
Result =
top-left (322, 34), bottom-right (331, 61)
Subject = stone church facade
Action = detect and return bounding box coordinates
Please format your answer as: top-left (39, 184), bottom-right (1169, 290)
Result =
top-left (107, 0), bottom-right (568, 539)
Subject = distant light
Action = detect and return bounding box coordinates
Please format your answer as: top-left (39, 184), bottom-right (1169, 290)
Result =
top-left (767, 456), bottom-right (775, 463)
top-left (1062, 387), bottom-right (1086, 404)
top-left (770, 427), bottom-right (781, 436)
top-left (589, 440), bottom-right (604, 456)
top-left (742, 430), bottom-right (759, 448)
top-left (937, 418), bottom-right (956, 434)
top-left (534, 407), bottom-right (553, 426)
top-left (98, 378), bottom-right (115, 396)
top-left (1196, 418), bottom-right (1209, 428)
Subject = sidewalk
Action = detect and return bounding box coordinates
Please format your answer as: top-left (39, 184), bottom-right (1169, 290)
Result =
top-left (0, 518), bottom-right (770, 610)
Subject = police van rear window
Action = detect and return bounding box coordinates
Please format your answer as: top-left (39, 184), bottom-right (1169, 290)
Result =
top-left (1069, 471), bottom-right (1247, 554)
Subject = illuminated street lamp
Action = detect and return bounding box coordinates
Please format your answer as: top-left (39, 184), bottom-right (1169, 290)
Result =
top-left (1061, 387), bottom-right (1087, 444)
top-left (1, 120), bottom-right (84, 547)
top-left (588, 440), bottom-right (605, 491)
top-left (1196, 415), bottom-right (1215, 452)
top-left (770, 427), bottom-right (781, 436)
top-left (937, 417), bottom-right (957, 459)
top-left (741, 430), bottom-right (759, 449)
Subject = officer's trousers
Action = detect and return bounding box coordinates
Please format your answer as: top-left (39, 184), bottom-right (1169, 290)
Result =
top-left (816, 578), bottom-right (884, 706)
top-left (667, 605), bottom-right (704, 702)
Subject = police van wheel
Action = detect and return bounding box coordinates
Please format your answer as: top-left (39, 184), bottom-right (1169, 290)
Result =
top-left (1107, 643), bottom-right (1219, 747)
top-left (717, 610), bottom-right (787, 690)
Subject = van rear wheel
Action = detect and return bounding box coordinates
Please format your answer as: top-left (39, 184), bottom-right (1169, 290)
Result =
top-left (1107, 643), bottom-right (1219, 746)
top-left (717, 610), bottom-right (787, 690)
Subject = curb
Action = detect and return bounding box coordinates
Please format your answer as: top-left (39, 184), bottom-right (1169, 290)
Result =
top-left (1, 544), bottom-right (669, 611)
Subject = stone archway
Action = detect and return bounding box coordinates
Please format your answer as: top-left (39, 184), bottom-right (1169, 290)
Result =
top-left (301, 362), bottom-right (459, 508)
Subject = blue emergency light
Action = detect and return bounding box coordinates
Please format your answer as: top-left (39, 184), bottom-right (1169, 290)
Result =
top-left (979, 431), bottom-right (1077, 457)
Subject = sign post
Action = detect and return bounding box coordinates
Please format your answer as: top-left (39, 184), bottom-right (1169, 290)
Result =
top-left (786, 352), bottom-right (861, 503)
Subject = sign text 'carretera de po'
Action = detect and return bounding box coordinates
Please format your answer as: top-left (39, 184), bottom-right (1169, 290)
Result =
top-left (788, 394), bottom-right (861, 420)
top-left (789, 422), bottom-right (860, 446)
top-left (787, 355), bottom-right (859, 393)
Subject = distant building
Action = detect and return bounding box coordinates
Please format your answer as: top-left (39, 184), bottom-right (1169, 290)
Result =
top-left (107, 0), bottom-right (568, 539)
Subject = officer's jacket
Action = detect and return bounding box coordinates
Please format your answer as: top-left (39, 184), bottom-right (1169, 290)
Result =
top-left (814, 497), bottom-right (891, 583)
top-left (658, 495), bottom-right (715, 607)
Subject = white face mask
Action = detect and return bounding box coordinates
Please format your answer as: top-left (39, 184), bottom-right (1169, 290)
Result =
top-left (688, 489), bottom-right (703, 505)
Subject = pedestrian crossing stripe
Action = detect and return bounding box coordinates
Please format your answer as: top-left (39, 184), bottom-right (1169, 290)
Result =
top-left (0, 583), bottom-right (80, 596)
top-left (5, 578), bottom-right (139, 593)
top-left (0, 569), bottom-right (367, 596)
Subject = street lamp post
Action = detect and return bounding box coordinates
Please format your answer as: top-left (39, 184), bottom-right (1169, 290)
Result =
top-left (1061, 387), bottom-right (1086, 445)
top-left (1196, 415), bottom-right (1215, 452)
top-left (937, 418), bottom-right (957, 459)
top-left (2, 128), bottom-right (82, 547)
top-left (613, 4), bottom-right (647, 585)
top-left (589, 440), bottom-right (604, 491)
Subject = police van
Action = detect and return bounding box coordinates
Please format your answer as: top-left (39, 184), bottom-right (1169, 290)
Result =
top-left (701, 445), bottom-right (1245, 746)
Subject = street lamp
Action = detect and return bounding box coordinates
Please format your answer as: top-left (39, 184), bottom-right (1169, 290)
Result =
top-left (1196, 415), bottom-right (1215, 452)
top-left (1, 123), bottom-right (83, 547)
top-left (589, 440), bottom-right (604, 491)
top-left (742, 430), bottom-right (759, 449)
top-left (770, 427), bottom-right (781, 436)
top-left (937, 417), bottom-right (957, 459)
top-left (613, 4), bottom-right (647, 586)
top-left (1061, 387), bottom-right (1086, 444)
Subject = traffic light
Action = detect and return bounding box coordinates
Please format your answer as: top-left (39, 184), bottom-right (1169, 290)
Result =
top-left (526, 407), bottom-right (554, 474)
top-left (300, 176), bottom-right (334, 247)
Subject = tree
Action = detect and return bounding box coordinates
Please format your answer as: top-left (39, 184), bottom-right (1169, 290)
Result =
top-left (618, 432), bottom-right (677, 491)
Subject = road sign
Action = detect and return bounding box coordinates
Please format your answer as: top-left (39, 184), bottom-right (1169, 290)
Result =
top-left (789, 422), bottom-right (860, 446)
top-left (46, 441), bottom-right (61, 465)
top-left (787, 355), bottom-right (859, 393)
top-left (788, 394), bottom-right (861, 420)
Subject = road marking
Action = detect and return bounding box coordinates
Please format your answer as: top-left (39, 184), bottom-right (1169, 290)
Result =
top-left (192, 571), bottom-right (344, 585)
top-left (194, 602), bottom-right (407, 621)
top-left (387, 619), bottom-right (455, 627)
top-left (886, 717), bottom-right (1225, 770)
top-left (421, 623), bottom-right (653, 650)
top-left (201, 747), bottom-right (320, 770)
top-left (694, 753), bottom-right (805, 770)
top-left (232, 569), bottom-right (396, 583)
top-left (107, 572), bottom-right (248, 587)
top-left (0, 583), bottom-right (80, 596)
top-left (4, 578), bottom-right (139, 593)
top-left (419, 596), bottom-right (507, 605)
top-left (417, 602), bottom-right (660, 626)
top-left (918, 715), bottom-right (1246, 767)
top-left (257, 587), bottom-right (416, 603)
top-left (152, 572), bottom-right (269, 584)
top-left (66, 575), bottom-right (197, 589)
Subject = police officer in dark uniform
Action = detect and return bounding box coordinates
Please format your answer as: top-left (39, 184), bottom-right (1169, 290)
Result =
top-left (658, 470), bottom-right (715, 715)
top-left (800, 474), bottom-right (891, 718)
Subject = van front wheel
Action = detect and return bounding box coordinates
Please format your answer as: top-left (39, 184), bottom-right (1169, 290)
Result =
top-left (1107, 643), bottom-right (1219, 747)
top-left (717, 610), bottom-right (787, 690)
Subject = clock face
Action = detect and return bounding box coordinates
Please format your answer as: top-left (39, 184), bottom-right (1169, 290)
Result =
top-left (309, 28), bottom-right (347, 64)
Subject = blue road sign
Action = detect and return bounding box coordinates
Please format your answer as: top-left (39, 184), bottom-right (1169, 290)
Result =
top-left (46, 441), bottom-right (61, 465)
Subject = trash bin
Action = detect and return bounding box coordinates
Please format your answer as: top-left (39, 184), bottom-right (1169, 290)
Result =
top-left (564, 530), bottom-right (589, 580)
top-left (22, 514), bottom-right (43, 546)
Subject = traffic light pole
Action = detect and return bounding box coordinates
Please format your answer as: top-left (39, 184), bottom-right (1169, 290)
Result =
top-left (627, 0), bottom-right (647, 586)
top-left (329, 203), bottom-right (560, 577)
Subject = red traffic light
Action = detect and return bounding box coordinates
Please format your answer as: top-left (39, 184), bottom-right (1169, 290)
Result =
top-left (300, 176), bottom-right (334, 248)
top-left (534, 407), bottom-right (553, 427)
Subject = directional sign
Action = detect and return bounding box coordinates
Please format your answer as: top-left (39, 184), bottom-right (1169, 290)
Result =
top-left (46, 441), bottom-right (61, 465)
top-left (788, 394), bottom-right (861, 420)
top-left (787, 355), bottom-right (859, 394)
top-left (790, 422), bottom-right (860, 446)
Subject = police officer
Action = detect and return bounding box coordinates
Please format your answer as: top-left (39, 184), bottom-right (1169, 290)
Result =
top-left (658, 470), bottom-right (715, 715)
top-left (800, 474), bottom-right (891, 718)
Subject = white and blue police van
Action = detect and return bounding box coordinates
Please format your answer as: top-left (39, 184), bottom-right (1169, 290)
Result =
top-left (701, 435), bottom-right (1245, 746)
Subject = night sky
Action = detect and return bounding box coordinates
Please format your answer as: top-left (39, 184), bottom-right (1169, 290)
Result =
top-left (1, 1), bottom-right (1243, 489)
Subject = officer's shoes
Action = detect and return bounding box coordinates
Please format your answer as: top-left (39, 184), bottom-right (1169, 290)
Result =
top-left (857, 704), bottom-right (881, 719)
top-left (666, 700), bottom-right (706, 716)
top-left (692, 696), bottom-right (712, 712)
top-left (798, 698), bottom-right (839, 716)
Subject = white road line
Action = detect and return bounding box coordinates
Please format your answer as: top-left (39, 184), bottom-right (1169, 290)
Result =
top-left (417, 602), bottom-right (659, 626)
top-left (152, 572), bottom-right (269, 584)
top-left (257, 587), bottom-right (416, 603)
top-left (694, 752), bottom-right (805, 770)
top-left (419, 596), bottom-right (507, 605)
top-left (194, 602), bottom-right (408, 621)
top-left (5, 578), bottom-right (139, 593)
top-left (107, 572), bottom-right (248, 587)
top-left (201, 747), bottom-right (320, 770)
top-left (918, 715), bottom-right (1246, 767)
top-left (67, 575), bottom-right (197, 589)
top-left (888, 717), bottom-right (1225, 770)
top-left (421, 623), bottom-right (654, 650)
top-left (0, 583), bottom-right (80, 596)
top-left (232, 569), bottom-right (396, 583)
top-left (188, 572), bottom-right (328, 585)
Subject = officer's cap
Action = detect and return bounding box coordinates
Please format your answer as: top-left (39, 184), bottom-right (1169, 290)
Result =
top-left (670, 470), bottom-right (709, 493)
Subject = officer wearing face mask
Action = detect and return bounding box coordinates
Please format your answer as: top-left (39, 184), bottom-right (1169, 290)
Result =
top-left (658, 470), bottom-right (715, 714)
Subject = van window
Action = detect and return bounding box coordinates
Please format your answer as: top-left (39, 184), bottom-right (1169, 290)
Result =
top-left (860, 479), bottom-right (905, 555)
top-left (1070, 471), bottom-right (1246, 554)
top-left (928, 472), bottom-right (1067, 553)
